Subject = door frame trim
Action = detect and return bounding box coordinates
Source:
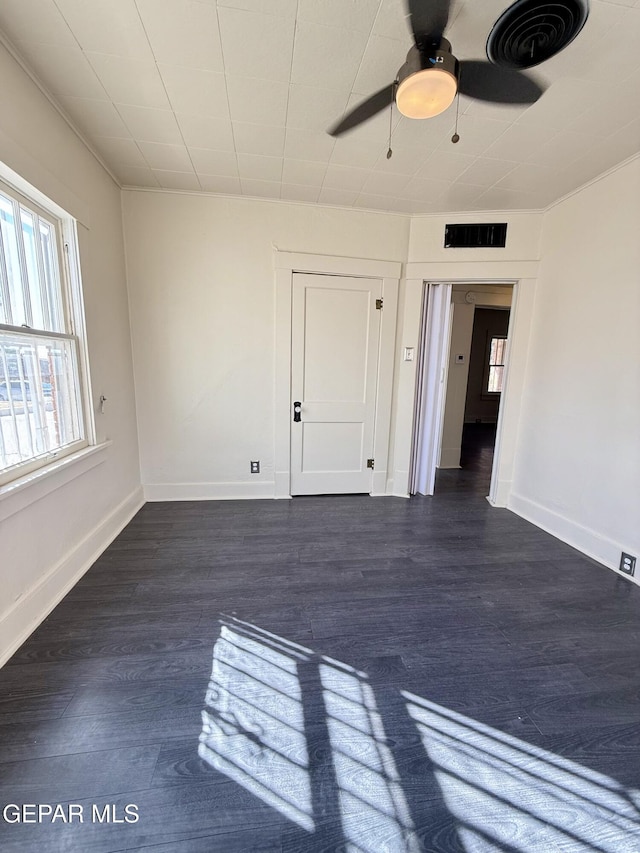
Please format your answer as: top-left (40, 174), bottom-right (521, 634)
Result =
top-left (390, 259), bottom-right (539, 504)
top-left (274, 251), bottom-right (401, 498)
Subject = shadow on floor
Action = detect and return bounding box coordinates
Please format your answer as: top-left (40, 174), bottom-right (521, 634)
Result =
top-left (199, 616), bottom-right (640, 853)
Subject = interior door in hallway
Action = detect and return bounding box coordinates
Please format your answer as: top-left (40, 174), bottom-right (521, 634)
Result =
top-left (290, 273), bottom-right (382, 495)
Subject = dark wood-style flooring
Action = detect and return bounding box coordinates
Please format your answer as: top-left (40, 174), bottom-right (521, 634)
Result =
top-left (1, 466), bottom-right (639, 851)
top-left (435, 423), bottom-right (498, 495)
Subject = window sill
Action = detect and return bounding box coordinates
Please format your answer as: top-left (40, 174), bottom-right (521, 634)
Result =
top-left (0, 441), bottom-right (112, 522)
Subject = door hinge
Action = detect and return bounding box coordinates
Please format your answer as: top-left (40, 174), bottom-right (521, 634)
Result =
top-left (375, 298), bottom-right (383, 310)
top-left (367, 458), bottom-right (375, 469)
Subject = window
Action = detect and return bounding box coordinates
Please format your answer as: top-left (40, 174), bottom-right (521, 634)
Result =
top-left (485, 335), bottom-right (507, 394)
top-left (0, 179), bottom-right (88, 485)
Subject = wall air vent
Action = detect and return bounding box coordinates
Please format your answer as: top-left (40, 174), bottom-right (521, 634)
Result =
top-left (444, 223), bottom-right (508, 248)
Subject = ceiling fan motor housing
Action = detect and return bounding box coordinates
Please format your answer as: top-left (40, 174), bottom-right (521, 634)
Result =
top-left (397, 40), bottom-right (459, 88)
top-left (395, 40), bottom-right (459, 118)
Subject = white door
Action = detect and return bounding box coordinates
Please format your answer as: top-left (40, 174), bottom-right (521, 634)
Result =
top-left (290, 273), bottom-right (382, 495)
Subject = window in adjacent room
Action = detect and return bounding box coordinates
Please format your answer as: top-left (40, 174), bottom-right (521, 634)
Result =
top-left (485, 335), bottom-right (507, 395)
top-left (0, 177), bottom-right (90, 485)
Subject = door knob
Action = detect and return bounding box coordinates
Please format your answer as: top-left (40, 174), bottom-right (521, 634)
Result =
top-left (293, 402), bottom-right (302, 422)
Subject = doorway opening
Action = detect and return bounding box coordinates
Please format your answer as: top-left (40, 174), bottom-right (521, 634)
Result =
top-left (411, 282), bottom-right (514, 499)
top-left (274, 250), bottom-right (401, 499)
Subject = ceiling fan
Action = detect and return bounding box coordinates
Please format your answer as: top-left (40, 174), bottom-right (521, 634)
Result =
top-left (328, 0), bottom-right (590, 137)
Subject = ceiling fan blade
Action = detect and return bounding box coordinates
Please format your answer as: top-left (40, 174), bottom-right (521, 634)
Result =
top-left (328, 84), bottom-right (395, 137)
top-left (407, 0), bottom-right (452, 43)
top-left (458, 60), bottom-right (544, 104)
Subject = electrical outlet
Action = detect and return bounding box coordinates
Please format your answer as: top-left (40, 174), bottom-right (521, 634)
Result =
top-left (250, 461), bottom-right (260, 474)
top-left (620, 552), bottom-right (636, 576)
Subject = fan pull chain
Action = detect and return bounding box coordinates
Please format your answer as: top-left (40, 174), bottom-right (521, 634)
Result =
top-left (386, 82), bottom-right (396, 159)
top-left (451, 89), bottom-right (461, 144)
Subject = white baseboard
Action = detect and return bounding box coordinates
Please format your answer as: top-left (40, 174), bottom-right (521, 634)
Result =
top-left (508, 491), bottom-right (638, 586)
top-left (388, 468), bottom-right (411, 498)
top-left (438, 447), bottom-right (462, 469)
top-left (371, 469), bottom-right (389, 496)
top-left (274, 471), bottom-right (292, 499)
top-left (0, 486), bottom-right (144, 668)
top-left (489, 478), bottom-right (511, 507)
top-left (144, 481), bottom-right (276, 501)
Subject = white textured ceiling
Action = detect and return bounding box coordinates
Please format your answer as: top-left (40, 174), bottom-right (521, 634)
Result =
top-left (1, 0), bottom-right (639, 213)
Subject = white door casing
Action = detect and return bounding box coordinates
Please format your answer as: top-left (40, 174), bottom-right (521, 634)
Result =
top-left (401, 265), bottom-right (537, 505)
top-left (290, 273), bottom-right (381, 495)
top-left (274, 252), bottom-right (401, 499)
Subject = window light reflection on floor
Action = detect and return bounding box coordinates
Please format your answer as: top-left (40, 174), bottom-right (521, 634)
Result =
top-left (404, 691), bottom-right (640, 852)
top-left (320, 661), bottom-right (420, 852)
top-left (199, 620), bottom-right (314, 830)
top-left (199, 617), bottom-right (640, 852)
top-left (199, 617), bottom-right (418, 849)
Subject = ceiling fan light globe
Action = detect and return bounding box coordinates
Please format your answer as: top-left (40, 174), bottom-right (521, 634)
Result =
top-left (396, 67), bottom-right (458, 119)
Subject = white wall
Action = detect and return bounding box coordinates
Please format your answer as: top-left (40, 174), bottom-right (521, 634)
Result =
top-left (510, 158), bottom-right (640, 580)
top-left (439, 300), bottom-right (474, 469)
top-left (0, 44), bottom-right (141, 664)
top-left (122, 191), bottom-right (410, 499)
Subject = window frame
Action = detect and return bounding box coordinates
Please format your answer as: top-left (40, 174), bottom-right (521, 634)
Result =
top-left (0, 176), bottom-right (93, 487)
top-left (482, 333), bottom-right (508, 399)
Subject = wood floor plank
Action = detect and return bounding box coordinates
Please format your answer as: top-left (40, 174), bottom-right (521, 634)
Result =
top-left (0, 745), bottom-right (161, 802)
top-left (0, 689), bottom-right (74, 724)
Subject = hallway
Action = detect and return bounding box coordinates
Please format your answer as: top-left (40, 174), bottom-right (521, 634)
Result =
top-left (435, 423), bottom-right (498, 496)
